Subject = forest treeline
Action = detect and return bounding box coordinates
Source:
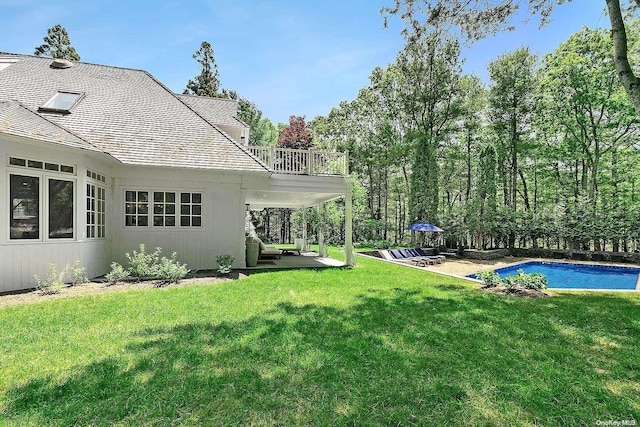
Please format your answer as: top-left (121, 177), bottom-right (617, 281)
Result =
top-left (34, 21), bottom-right (640, 251)
top-left (301, 23), bottom-right (640, 252)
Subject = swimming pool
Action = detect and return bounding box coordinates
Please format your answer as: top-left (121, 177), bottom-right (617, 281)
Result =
top-left (469, 261), bottom-right (640, 291)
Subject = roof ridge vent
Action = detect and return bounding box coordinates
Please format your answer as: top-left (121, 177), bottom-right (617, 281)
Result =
top-left (50, 58), bottom-right (73, 69)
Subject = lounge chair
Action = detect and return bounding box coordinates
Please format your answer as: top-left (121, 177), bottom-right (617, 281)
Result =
top-left (413, 248), bottom-right (446, 263)
top-left (401, 249), bottom-right (445, 265)
top-left (389, 249), bottom-right (437, 266)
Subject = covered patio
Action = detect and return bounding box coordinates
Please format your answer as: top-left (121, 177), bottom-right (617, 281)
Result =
top-left (247, 250), bottom-right (346, 270)
top-left (243, 172), bottom-right (354, 268)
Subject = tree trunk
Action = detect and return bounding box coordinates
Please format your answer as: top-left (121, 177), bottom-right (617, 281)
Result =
top-left (466, 127), bottom-right (472, 202)
top-left (606, 0), bottom-right (640, 114)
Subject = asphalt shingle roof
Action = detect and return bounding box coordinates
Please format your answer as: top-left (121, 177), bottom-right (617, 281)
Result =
top-left (0, 54), bottom-right (268, 173)
top-left (0, 100), bottom-right (99, 152)
top-left (178, 94), bottom-right (249, 128)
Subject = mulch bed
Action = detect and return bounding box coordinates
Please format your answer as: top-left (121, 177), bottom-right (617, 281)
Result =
top-left (481, 286), bottom-right (549, 298)
top-left (0, 270), bottom-right (247, 308)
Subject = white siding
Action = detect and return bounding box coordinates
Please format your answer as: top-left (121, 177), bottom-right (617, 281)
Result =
top-left (0, 137), bottom-right (113, 292)
top-left (0, 241), bottom-right (110, 292)
top-left (110, 167), bottom-right (246, 272)
top-left (1, 137), bottom-right (252, 293)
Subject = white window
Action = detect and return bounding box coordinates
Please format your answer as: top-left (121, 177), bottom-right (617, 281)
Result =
top-left (180, 192), bottom-right (202, 227)
top-left (48, 179), bottom-right (74, 238)
top-left (124, 190), bottom-right (201, 228)
top-left (9, 156), bottom-right (74, 174)
top-left (86, 170), bottom-right (106, 239)
top-left (39, 91), bottom-right (84, 114)
top-left (9, 173), bottom-right (75, 241)
top-left (0, 57), bottom-right (18, 72)
top-left (125, 191), bottom-right (149, 227)
top-left (10, 175), bottom-right (40, 240)
top-left (153, 191), bottom-right (176, 227)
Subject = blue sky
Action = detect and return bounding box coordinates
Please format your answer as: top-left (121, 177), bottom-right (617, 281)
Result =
top-left (2, 1), bottom-right (607, 124)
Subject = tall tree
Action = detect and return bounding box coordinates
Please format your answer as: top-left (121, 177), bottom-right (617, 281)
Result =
top-left (538, 26), bottom-right (639, 248)
top-left (184, 41), bottom-right (221, 97)
top-left (488, 48), bottom-right (537, 215)
top-left (34, 24), bottom-right (80, 61)
top-left (382, 0), bottom-right (640, 115)
top-left (277, 116), bottom-right (313, 149)
top-left (396, 32), bottom-right (464, 223)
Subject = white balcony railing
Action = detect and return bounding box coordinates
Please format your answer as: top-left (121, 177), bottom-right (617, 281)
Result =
top-left (248, 146), bottom-right (349, 176)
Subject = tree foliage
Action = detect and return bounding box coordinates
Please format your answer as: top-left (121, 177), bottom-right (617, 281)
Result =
top-left (382, 0), bottom-right (640, 115)
top-left (278, 116), bottom-right (313, 149)
top-left (184, 41), bottom-right (222, 97)
top-left (223, 89), bottom-right (278, 146)
top-left (34, 24), bottom-right (80, 61)
top-left (317, 18), bottom-right (640, 252)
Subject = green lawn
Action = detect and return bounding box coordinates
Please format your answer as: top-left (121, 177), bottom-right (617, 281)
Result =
top-left (1, 250), bottom-right (639, 426)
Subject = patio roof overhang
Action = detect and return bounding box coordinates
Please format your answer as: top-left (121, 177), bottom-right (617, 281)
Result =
top-left (243, 174), bottom-right (348, 209)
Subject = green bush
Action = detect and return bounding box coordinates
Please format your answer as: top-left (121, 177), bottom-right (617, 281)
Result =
top-left (126, 244), bottom-right (162, 279)
top-left (371, 240), bottom-right (393, 249)
top-left (216, 254), bottom-right (235, 274)
top-left (504, 269), bottom-right (548, 290)
top-left (105, 262), bottom-right (130, 286)
top-left (34, 263), bottom-right (65, 294)
top-left (117, 245), bottom-right (189, 284)
top-left (156, 253), bottom-right (189, 283)
top-left (476, 268), bottom-right (548, 291)
top-left (475, 270), bottom-right (504, 288)
top-left (66, 260), bottom-right (88, 286)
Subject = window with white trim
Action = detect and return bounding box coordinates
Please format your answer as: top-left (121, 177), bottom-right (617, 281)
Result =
top-left (86, 173), bottom-right (106, 239)
top-left (124, 190), bottom-right (201, 227)
top-left (9, 173), bottom-right (75, 240)
top-left (153, 191), bottom-right (176, 227)
top-left (48, 179), bottom-right (74, 238)
top-left (180, 192), bottom-right (202, 227)
top-left (10, 174), bottom-right (40, 239)
top-left (9, 156), bottom-right (75, 174)
top-left (39, 91), bottom-right (84, 114)
top-left (125, 191), bottom-right (149, 226)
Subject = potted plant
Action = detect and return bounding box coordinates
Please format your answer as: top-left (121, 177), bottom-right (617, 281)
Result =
top-left (216, 253), bottom-right (235, 275)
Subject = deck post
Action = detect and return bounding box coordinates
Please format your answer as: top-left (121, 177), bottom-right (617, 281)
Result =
top-left (302, 207), bottom-right (308, 251)
top-left (318, 202), bottom-right (327, 257)
top-left (345, 180), bottom-right (354, 266)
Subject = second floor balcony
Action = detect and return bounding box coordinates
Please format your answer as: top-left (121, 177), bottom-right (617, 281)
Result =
top-left (248, 146), bottom-right (349, 176)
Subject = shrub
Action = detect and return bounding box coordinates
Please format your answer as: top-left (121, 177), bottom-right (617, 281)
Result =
top-left (475, 270), bottom-right (504, 288)
top-left (371, 240), bottom-right (393, 249)
top-left (126, 244), bottom-right (162, 279)
top-left (113, 246), bottom-right (189, 284)
top-left (216, 254), bottom-right (235, 274)
top-left (105, 262), bottom-right (130, 286)
top-left (34, 263), bottom-right (65, 295)
top-left (66, 260), bottom-right (88, 286)
top-left (156, 253), bottom-right (189, 284)
top-left (504, 269), bottom-right (548, 290)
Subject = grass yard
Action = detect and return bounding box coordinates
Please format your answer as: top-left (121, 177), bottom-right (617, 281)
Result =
top-left (1, 250), bottom-right (639, 426)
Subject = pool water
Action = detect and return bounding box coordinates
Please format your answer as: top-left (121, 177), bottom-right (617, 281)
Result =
top-left (469, 261), bottom-right (640, 290)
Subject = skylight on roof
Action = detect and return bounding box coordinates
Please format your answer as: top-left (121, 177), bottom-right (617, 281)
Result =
top-left (0, 57), bottom-right (19, 71)
top-left (40, 91), bottom-right (84, 114)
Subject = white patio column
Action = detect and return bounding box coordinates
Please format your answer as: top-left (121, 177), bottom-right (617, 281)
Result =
top-left (302, 207), bottom-right (308, 251)
top-left (345, 184), bottom-right (354, 266)
top-left (318, 202), bottom-right (327, 257)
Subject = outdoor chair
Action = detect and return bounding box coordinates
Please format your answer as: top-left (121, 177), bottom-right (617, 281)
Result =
top-left (413, 248), bottom-right (446, 263)
top-left (252, 237), bottom-right (282, 259)
top-left (389, 249), bottom-right (436, 266)
top-left (402, 249), bottom-right (445, 265)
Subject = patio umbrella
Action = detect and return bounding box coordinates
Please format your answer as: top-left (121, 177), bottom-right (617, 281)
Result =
top-left (407, 223), bottom-right (444, 232)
